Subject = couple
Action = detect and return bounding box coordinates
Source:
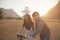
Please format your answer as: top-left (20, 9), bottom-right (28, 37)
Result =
top-left (18, 12), bottom-right (50, 40)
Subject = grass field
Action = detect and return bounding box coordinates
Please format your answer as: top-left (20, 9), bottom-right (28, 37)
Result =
top-left (0, 19), bottom-right (60, 40)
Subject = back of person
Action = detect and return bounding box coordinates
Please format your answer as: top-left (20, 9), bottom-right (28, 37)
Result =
top-left (40, 20), bottom-right (50, 37)
top-left (38, 18), bottom-right (50, 40)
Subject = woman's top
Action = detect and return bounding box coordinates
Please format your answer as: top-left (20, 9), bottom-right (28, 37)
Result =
top-left (23, 22), bottom-right (34, 30)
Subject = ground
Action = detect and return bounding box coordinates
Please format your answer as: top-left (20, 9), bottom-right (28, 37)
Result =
top-left (0, 19), bottom-right (60, 40)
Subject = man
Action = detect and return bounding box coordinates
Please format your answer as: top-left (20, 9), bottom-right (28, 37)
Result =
top-left (30, 12), bottom-right (50, 40)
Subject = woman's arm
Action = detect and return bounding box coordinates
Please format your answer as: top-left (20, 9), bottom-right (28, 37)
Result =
top-left (17, 27), bottom-right (25, 35)
top-left (31, 19), bottom-right (43, 37)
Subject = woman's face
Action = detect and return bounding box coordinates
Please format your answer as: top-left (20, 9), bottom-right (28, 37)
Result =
top-left (24, 15), bottom-right (29, 22)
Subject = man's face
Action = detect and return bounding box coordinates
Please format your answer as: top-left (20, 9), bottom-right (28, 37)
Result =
top-left (33, 14), bottom-right (39, 20)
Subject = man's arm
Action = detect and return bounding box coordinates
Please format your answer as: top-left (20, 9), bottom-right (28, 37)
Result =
top-left (31, 19), bottom-right (43, 37)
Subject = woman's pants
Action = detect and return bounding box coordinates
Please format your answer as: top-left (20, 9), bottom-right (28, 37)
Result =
top-left (25, 30), bottom-right (35, 40)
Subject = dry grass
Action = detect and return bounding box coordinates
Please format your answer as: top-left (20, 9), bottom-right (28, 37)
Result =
top-left (0, 19), bottom-right (60, 40)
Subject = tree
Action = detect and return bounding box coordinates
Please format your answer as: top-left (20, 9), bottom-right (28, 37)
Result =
top-left (0, 9), bottom-right (3, 19)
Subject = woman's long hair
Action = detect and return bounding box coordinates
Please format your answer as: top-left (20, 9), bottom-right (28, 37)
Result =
top-left (23, 14), bottom-right (34, 30)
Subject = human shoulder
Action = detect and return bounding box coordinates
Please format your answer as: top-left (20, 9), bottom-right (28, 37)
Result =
top-left (40, 17), bottom-right (44, 22)
top-left (40, 17), bottom-right (47, 25)
top-left (39, 17), bottom-right (46, 24)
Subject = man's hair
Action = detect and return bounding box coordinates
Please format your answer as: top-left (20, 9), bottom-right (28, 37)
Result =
top-left (32, 12), bottom-right (40, 17)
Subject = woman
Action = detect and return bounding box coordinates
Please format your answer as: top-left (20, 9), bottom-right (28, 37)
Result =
top-left (17, 14), bottom-right (34, 40)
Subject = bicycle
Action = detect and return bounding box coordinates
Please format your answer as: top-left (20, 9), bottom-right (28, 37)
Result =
top-left (17, 34), bottom-right (30, 40)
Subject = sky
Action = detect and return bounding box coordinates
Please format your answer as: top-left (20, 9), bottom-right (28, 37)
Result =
top-left (0, 0), bottom-right (59, 17)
